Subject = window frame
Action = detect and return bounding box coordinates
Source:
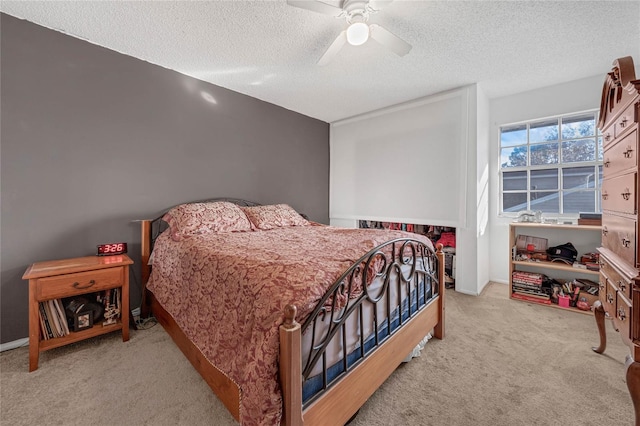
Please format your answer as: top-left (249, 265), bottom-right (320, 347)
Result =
top-left (499, 109), bottom-right (602, 217)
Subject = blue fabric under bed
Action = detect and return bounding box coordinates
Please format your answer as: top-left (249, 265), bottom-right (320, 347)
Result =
top-left (302, 281), bottom-right (433, 404)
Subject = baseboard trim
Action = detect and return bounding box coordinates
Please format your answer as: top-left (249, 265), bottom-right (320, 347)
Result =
top-left (455, 288), bottom-right (479, 296)
top-left (0, 337), bottom-right (28, 352)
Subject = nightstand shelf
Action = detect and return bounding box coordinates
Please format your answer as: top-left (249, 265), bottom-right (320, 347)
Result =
top-left (23, 254), bottom-right (133, 371)
top-left (38, 321), bottom-right (124, 351)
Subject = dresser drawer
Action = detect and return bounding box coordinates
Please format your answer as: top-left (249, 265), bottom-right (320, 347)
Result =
top-left (601, 172), bottom-right (637, 214)
top-left (603, 129), bottom-right (637, 177)
top-left (600, 256), bottom-right (633, 301)
top-left (614, 102), bottom-right (638, 139)
top-left (601, 214), bottom-right (637, 266)
top-left (36, 267), bottom-right (123, 300)
top-left (602, 123), bottom-right (615, 148)
top-left (614, 292), bottom-right (632, 345)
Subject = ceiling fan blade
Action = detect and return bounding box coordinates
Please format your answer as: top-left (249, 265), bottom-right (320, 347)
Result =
top-left (369, 24), bottom-right (412, 56)
top-left (286, 0), bottom-right (344, 16)
top-left (317, 31), bottom-right (347, 66)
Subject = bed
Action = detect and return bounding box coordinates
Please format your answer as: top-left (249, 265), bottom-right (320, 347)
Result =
top-left (140, 198), bottom-right (445, 425)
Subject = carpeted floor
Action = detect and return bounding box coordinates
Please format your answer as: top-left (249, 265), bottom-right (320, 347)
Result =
top-left (0, 282), bottom-right (634, 425)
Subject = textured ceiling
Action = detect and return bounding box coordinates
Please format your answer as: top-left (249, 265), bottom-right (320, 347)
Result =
top-left (2, 0), bottom-right (639, 122)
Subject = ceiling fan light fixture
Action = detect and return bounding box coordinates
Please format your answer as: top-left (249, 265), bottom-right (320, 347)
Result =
top-left (346, 22), bottom-right (369, 46)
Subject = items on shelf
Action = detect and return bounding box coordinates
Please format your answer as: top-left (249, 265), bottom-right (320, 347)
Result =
top-left (39, 289), bottom-right (123, 339)
top-left (511, 271), bottom-right (551, 303)
top-left (546, 242), bottom-right (578, 263)
top-left (577, 212), bottom-right (602, 226)
top-left (38, 299), bottom-right (69, 339)
top-left (358, 220), bottom-right (456, 288)
top-left (510, 270), bottom-right (600, 310)
top-left (515, 235), bottom-right (548, 253)
top-left (513, 234), bottom-right (600, 272)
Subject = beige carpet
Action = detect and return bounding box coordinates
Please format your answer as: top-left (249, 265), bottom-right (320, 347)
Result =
top-left (1, 283), bottom-right (634, 425)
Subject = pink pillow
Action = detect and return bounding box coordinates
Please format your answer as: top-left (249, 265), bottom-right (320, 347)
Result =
top-left (163, 202), bottom-right (252, 241)
top-left (241, 204), bottom-right (309, 230)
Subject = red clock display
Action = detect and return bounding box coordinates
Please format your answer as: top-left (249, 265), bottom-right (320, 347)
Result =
top-left (97, 242), bottom-right (128, 256)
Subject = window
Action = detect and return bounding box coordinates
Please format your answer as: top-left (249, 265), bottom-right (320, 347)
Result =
top-left (500, 111), bottom-right (602, 215)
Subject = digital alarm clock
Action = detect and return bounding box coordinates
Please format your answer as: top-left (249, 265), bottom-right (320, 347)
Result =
top-left (97, 242), bottom-right (128, 256)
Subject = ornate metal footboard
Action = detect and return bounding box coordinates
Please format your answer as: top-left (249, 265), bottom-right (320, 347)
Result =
top-left (302, 238), bottom-right (439, 404)
top-left (279, 240), bottom-right (445, 425)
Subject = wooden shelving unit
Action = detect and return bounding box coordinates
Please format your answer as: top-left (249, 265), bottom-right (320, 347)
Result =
top-left (509, 222), bottom-right (601, 315)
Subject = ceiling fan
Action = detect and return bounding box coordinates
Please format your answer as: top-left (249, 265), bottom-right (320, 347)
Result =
top-left (287, 0), bottom-right (412, 66)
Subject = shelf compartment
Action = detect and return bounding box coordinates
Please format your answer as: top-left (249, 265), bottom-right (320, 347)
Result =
top-left (512, 260), bottom-right (600, 275)
top-left (39, 320), bottom-right (123, 351)
top-left (510, 294), bottom-right (593, 315)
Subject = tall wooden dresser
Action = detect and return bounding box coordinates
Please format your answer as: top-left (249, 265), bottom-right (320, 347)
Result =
top-left (593, 56), bottom-right (640, 425)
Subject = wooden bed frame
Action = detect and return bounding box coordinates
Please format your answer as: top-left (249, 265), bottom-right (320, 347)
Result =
top-left (139, 199), bottom-right (445, 425)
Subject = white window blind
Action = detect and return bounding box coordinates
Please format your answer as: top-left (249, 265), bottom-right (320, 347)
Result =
top-left (330, 89), bottom-right (470, 228)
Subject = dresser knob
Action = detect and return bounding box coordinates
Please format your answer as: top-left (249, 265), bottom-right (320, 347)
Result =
top-left (619, 280), bottom-right (626, 292)
top-left (623, 146), bottom-right (633, 158)
top-left (618, 308), bottom-right (626, 321)
top-left (622, 236), bottom-right (631, 248)
top-left (605, 133), bottom-right (612, 141)
top-left (602, 191), bottom-right (609, 200)
top-left (620, 117), bottom-right (628, 128)
top-left (72, 279), bottom-right (96, 290)
top-left (604, 158), bottom-right (611, 167)
top-left (621, 189), bottom-right (631, 200)
top-left (602, 226), bottom-right (608, 236)
top-left (607, 293), bottom-right (614, 304)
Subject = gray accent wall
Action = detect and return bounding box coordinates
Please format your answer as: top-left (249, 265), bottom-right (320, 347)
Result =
top-left (0, 14), bottom-right (329, 344)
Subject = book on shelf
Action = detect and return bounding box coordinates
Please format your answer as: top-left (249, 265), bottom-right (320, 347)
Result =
top-left (44, 300), bottom-right (61, 338)
top-left (38, 299), bottom-right (71, 339)
top-left (512, 278), bottom-right (544, 286)
top-left (513, 288), bottom-right (550, 299)
top-left (38, 308), bottom-right (47, 340)
top-left (53, 299), bottom-right (69, 335)
top-left (48, 299), bottom-right (70, 337)
top-left (578, 213), bottom-right (602, 226)
top-left (577, 218), bottom-right (602, 226)
top-left (585, 262), bottom-right (600, 271)
top-left (511, 281), bottom-right (542, 293)
top-left (512, 292), bottom-right (552, 304)
top-left (512, 271), bottom-right (545, 285)
top-left (38, 302), bottom-right (53, 340)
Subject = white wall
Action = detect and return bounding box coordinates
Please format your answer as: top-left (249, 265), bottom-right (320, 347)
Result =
top-left (330, 88), bottom-right (469, 228)
top-left (488, 74), bottom-right (604, 284)
top-left (330, 85), bottom-right (491, 295)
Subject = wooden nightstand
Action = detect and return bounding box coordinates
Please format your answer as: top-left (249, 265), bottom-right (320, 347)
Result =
top-left (23, 254), bottom-right (133, 371)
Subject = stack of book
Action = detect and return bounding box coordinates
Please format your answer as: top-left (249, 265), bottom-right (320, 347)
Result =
top-left (38, 299), bottom-right (70, 339)
top-left (577, 213), bottom-right (602, 226)
top-left (512, 271), bottom-right (551, 304)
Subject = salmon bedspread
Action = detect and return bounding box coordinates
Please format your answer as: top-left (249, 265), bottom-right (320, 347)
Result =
top-left (147, 224), bottom-right (433, 425)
